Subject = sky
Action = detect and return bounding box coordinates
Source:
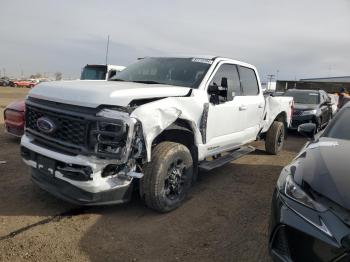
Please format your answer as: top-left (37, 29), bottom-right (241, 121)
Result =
top-left (0, 0), bottom-right (349, 82)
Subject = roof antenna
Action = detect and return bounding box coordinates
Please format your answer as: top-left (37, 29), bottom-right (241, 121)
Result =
top-left (105, 35), bottom-right (110, 65)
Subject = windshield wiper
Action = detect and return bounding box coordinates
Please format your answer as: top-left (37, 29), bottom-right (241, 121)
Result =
top-left (111, 78), bottom-right (125, 82)
top-left (132, 80), bottom-right (164, 85)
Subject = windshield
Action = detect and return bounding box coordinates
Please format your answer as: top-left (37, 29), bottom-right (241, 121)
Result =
top-left (111, 57), bottom-right (212, 88)
top-left (81, 65), bottom-right (107, 80)
top-left (284, 91), bottom-right (320, 104)
top-left (323, 108), bottom-right (350, 140)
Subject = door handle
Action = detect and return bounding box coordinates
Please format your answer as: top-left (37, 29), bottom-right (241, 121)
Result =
top-left (239, 105), bottom-right (247, 111)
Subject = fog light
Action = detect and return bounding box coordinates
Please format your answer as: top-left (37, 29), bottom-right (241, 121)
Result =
top-left (342, 235), bottom-right (350, 249)
top-left (102, 164), bottom-right (126, 178)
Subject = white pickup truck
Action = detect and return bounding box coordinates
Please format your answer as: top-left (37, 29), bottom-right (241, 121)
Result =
top-left (21, 56), bottom-right (293, 212)
top-left (80, 64), bottom-right (126, 80)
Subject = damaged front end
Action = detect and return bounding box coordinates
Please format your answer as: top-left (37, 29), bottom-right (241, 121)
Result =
top-left (95, 108), bottom-right (146, 179)
top-left (21, 99), bottom-right (148, 205)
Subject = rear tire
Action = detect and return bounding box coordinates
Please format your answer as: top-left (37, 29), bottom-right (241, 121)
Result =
top-left (140, 142), bottom-right (193, 213)
top-left (265, 121), bottom-right (285, 155)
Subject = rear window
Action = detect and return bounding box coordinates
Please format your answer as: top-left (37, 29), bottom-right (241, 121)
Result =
top-left (238, 66), bottom-right (259, 95)
top-left (81, 66), bottom-right (107, 80)
top-left (323, 108), bottom-right (350, 140)
top-left (284, 91), bottom-right (320, 104)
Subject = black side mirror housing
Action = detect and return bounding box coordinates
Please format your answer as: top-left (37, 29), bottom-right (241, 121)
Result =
top-left (208, 85), bottom-right (219, 95)
top-left (298, 123), bottom-right (316, 141)
top-left (221, 77), bottom-right (228, 89)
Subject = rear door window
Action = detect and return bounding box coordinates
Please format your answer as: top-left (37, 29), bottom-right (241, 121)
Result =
top-left (238, 66), bottom-right (259, 96)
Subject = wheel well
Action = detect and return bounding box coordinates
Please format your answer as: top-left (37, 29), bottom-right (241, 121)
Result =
top-left (153, 119), bottom-right (195, 150)
top-left (275, 111), bottom-right (287, 124)
top-left (274, 112), bottom-right (288, 138)
top-left (152, 119), bottom-right (198, 183)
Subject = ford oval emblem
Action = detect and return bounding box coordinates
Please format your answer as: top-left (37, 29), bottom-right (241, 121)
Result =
top-left (37, 117), bottom-right (56, 134)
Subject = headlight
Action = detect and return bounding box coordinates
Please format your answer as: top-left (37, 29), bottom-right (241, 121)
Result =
top-left (277, 169), bottom-right (327, 212)
top-left (90, 109), bottom-right (129, 156)
top-left (301, 109), bottom-right (317, 115)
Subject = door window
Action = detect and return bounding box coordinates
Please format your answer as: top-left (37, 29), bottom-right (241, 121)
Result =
top-left (238, 66), bottom-right (259, 96)
top-left (209, 64), bottom-right (241, 102)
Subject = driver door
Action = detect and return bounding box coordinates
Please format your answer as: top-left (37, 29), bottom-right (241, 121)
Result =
top-left (205, 63), bottom-right (247, 155)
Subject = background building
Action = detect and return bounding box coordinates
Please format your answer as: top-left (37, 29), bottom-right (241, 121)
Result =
top-left (276, 76), bottom-right (350, 93)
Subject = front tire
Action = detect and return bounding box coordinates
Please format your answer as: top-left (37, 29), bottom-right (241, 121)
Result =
top-left (265, 121), bottom-right (285, 155)
top-left (140, 142), bottom-right (193, 213)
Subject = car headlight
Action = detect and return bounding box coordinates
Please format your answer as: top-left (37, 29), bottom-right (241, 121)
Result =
top-left (91, 109), bottom-right (130, 156)
top-left (301, 109), bottom-right (317, 115)
top-left (277, 169), bottom-right (327, 212)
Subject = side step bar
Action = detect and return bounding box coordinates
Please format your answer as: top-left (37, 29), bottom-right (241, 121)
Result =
top-left (199, 146), bottom-right (255, 171)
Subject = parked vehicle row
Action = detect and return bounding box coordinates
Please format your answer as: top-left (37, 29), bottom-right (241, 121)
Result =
top-left (10, 79), bottom-right (38, 88)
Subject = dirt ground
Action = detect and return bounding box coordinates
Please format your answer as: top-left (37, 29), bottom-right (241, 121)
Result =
top-left (0, 87), bottom-right (306, 262)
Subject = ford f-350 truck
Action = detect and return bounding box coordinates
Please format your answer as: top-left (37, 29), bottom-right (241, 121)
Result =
top-left (21, 56), bottom-right (293, 212)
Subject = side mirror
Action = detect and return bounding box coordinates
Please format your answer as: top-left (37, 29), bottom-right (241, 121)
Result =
top-left (298, 123), bottom-right (316, 141)
top-left (221, 77), bottom-right (228, 89)
top-left (208, 84), bottom-right (219, 95)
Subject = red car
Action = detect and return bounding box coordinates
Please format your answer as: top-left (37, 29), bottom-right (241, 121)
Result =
top-left (11, 80), bottom-right (37, 88)
top-left (4, 100), bottom-right (25, 137)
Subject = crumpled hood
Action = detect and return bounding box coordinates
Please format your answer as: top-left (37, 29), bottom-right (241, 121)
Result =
top-left (28, 80), bottom-right (191, 108)
top-left (294, 137), bottom-right (350, 209)
top-left (294, 103), bottom-right (318, 111)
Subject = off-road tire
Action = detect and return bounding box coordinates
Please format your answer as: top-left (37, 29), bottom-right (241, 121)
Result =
top-left (265, 121), bottom-right (285, 155)
top-left (140, 142), bottom-right (193, 213)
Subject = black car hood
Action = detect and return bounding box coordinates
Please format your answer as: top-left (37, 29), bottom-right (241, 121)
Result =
top-left (293, 137), bottom-right (350, 210)
top-left (294, 103), bottom-right (318, 110)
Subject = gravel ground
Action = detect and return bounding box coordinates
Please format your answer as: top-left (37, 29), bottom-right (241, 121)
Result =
top-left (0, 86), bottom-right (306, 262)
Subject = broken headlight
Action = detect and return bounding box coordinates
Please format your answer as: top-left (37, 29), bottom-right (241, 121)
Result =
top-left (93, 121), bottom-right (128, 156)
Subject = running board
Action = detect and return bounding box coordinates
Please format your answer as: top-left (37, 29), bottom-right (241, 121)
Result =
top-left (199, 146), bottom-right (255, 171)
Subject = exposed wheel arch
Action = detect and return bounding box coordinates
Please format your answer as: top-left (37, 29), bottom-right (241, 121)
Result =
top-left (152, 119), bottom-right (198, 183)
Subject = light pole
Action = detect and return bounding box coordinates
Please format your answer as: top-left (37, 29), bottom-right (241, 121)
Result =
top-left (105, 35), bottom-right (110, 65)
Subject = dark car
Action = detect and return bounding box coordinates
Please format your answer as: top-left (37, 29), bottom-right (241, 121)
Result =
top-left (284, 89), bottom-right (333, 131)
top-left (0, 77), bottom-right (10, 86)
top-left (269, 103), bottom-right (350, 261)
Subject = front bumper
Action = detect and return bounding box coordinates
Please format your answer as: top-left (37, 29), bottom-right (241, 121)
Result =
top-left (31, 168), bottom-right (133, 205)
top-left (21, 134), bottom-right (134, 205)
top-left (269, 189), bottom-right (350, 262)
top-left (290, 114), bottom-right (316, 129)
